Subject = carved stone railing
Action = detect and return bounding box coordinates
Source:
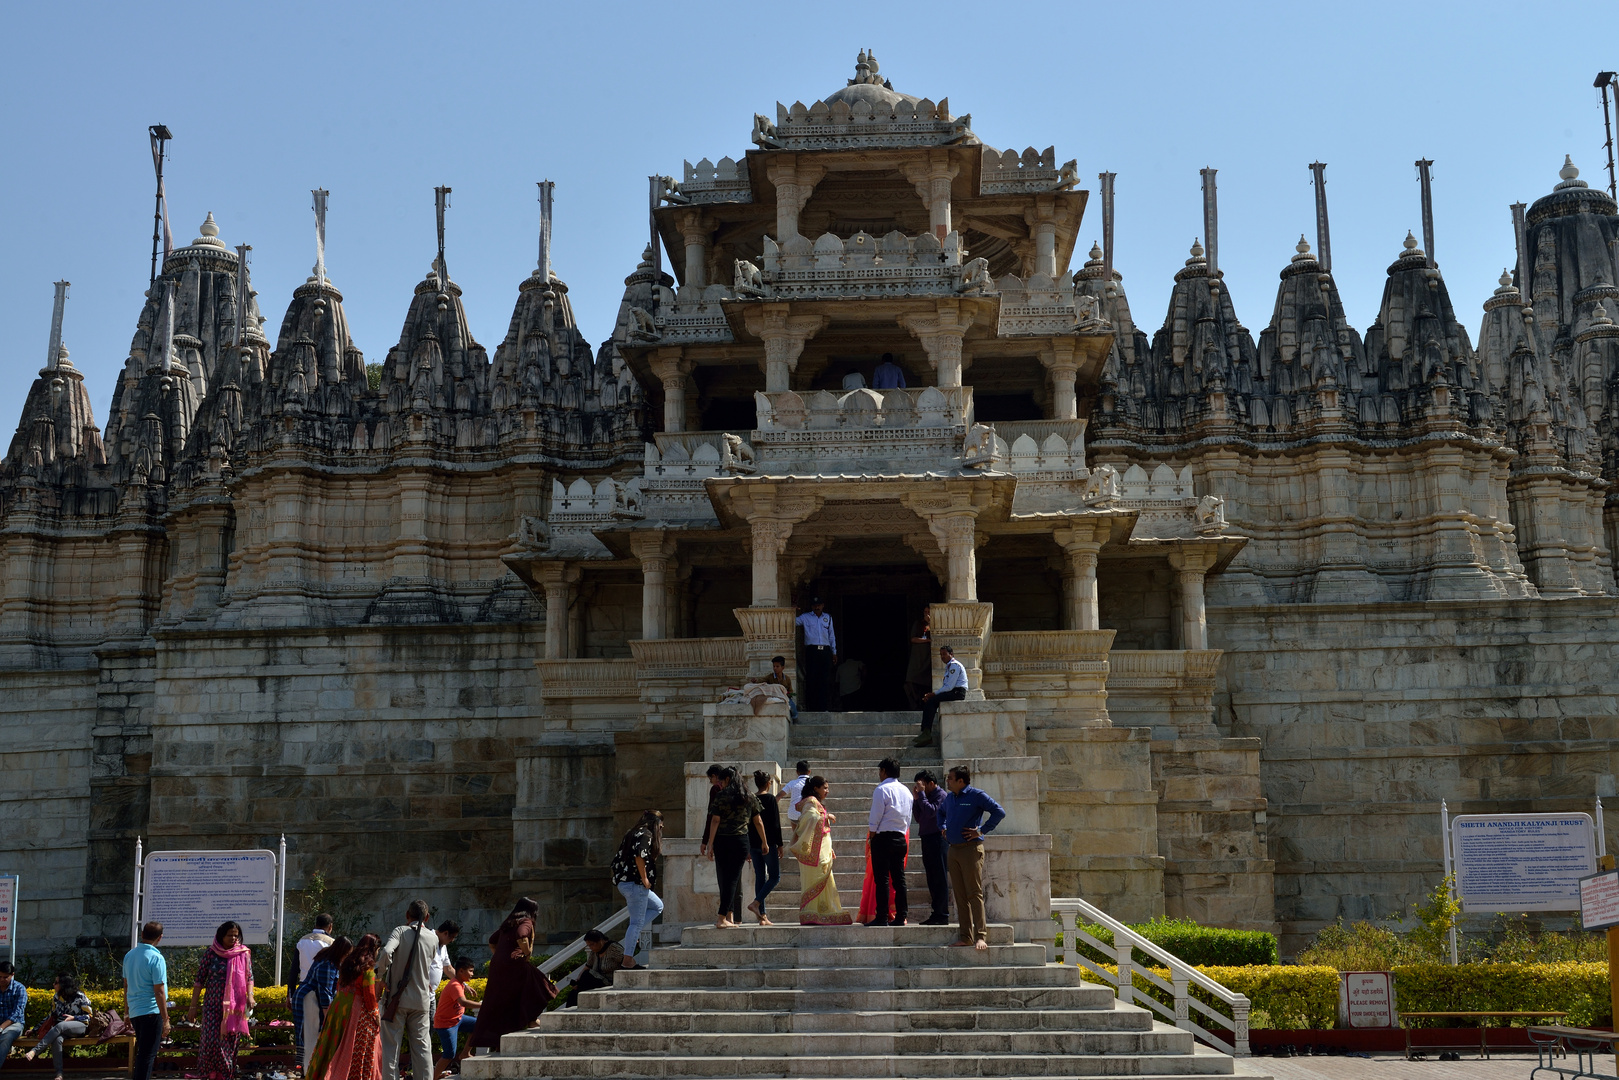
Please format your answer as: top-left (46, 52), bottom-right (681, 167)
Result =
top-left (979, 146), bottom-right (1075, 194)
top-left (535, 658), bottom-right (638, 699)
top-left (1105, 649), bottom-right (1222, 738)
top-left (656, 289), bottom-right (735, 344)
top-left (983, 629), bottom-right (1115, 672)
top-left (550, 476), bottom-right (644, 520)
top-left (991, 420), bottom-right (1086, 474)
top-left (1105, 650), bottom-right (1221, 686)
top-left (749, 230), bottom-right (968, 299)
top-left (629, 636), bottom-right (746, 680)
top-left (994, 272), bottom-right (1104, 337)
top-left (733, 607), bottom-right (796, 680)
top-left (642, 431), bottom-right (755, 480)
top-left (1119, 464), bottom-right (1196, 503)
top-left (754, 386), bottom-right (972, 433)
top-left (677, 157), bottom-right (752, 203)
top-left (766, 95), bottom-right (972, 150)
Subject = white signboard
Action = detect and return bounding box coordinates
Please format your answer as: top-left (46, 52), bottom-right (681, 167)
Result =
top-left (1579, 870), bottom-right (1619, 931)
top-left (1338, 971), bottom-right (1396, 1028)
top-left (1452, 813), bottom-right (1597, 913)
top-left (0, 875), bottom-right (16, 963)
top-left (141, 851), bottom-right (278, 946)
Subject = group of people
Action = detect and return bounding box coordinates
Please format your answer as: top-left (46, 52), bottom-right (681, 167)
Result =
top-left (690, 757), bottom-right (1005, 946)
top-left (0, 963), bottom-right (93, 1080)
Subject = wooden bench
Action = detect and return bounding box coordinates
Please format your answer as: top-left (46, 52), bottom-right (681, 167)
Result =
top-left (9, 1034), bottom-right (136, 1074)
top-left (1529, 1026), bottom-right (1619, 1080)
top-left (1400, 1010), bottom-right (1569, 1060)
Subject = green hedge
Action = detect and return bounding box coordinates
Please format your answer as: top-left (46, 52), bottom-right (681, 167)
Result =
top-left (1394, 963), bottom-right (1610, 1028)
top-left (1071, 917), bottom-right (1278, 967)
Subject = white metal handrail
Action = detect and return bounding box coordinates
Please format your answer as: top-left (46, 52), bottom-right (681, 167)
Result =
top-left (1051, 897), bottom-right (1250, 1057)
top-left (539, 907), bottom-right (632, 993)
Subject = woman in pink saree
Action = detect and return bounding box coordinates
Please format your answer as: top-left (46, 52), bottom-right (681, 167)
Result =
top-left (790, 776), bottom-right (852, 926)
top-left (189, 921), bottom-right (254, 1080)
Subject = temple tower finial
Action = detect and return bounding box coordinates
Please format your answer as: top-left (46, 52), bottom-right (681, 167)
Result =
top-left (1098, 172), bottom-right (1117, 293)
top-left (312, 188), bottom-right (329, 288)
top-left (1199, 168), bottom-right (1219, 280)
top-left (537, 180), bottom-right (554, 282)
top-left (234, 243), bottom-right (252, 351)
top-left (1309, 162), bottom-right (1332, 274)
top-left (1416, 158), bottom-right (1436, 269)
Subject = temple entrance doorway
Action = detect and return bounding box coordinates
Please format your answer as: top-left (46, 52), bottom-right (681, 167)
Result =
top-left (796, 560), bottom-right (938, 713)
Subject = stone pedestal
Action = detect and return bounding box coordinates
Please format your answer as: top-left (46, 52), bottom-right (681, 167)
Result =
top-left (1151, 735), bottom-right (1274, 930)
top-left (732, 606), bottom-right (797, 682)
top-left (511, 735), bottom-right (619, 937)
top-left (703, 701), bottom-right (789, 765)
top-left (928, 601), bottom-right (994, 699)
top-left (939, 699), bottom-right (1028, 760)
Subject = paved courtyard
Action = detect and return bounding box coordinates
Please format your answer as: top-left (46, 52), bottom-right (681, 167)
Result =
top-left (1244, 1052), bottom-right (1555, 1079)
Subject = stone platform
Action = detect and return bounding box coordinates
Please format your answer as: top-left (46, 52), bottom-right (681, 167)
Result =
top-left (461, 921), bottom-right (1265, 1079)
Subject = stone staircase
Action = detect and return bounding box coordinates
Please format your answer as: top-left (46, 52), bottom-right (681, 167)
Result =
top-left (463, 921), bottom-right (1262, 1079)
top-left (786, 710), bottom-right (940, 918)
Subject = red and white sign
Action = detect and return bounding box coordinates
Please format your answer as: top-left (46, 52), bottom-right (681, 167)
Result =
top-left (1579, 870), bottom-right (1619, 931)
top-left (1339, 971), bottom-right (1396, 1029)
top-left (0, 875), bottom-right (17, 960)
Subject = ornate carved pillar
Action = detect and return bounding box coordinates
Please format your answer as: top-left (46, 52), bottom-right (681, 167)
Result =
top-left (650, 348), bottom-right (689, 433)
top-left (537, 562), bottom-right (580, 658)
top-left (899, 300), bottom-right (975, 389)
top-left (749, 518), bottom-right (793, 608)
top-left (904, 154), bottom-right (961, 240)
top-left (631, 533), bottom-right (678, 641)
top-left (678, 210), bottom-right (709, 290)
top-left (906, 492), bottom-right (982, 603)
top-left (1054, 522), bottom-right (1103, 631)
top-left (1040, 340), bottom-right (1080, 421)
top-left (745, 306), bottom-right (828, 393)
top-left (1168, 546), bottom-right (1216, 651)
top-left (765, 159), bottom-right (825, 241)
top-left (928, 601), bottom-right (994, 701)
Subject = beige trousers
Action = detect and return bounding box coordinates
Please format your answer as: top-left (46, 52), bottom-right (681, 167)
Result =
top-left (380, 1007), bottom-right (433, 1080)
top-left (947, 841), bottom-right (987, 943)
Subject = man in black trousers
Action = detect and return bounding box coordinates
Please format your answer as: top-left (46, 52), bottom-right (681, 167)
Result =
top-left (795, 598), bottom-right (837, 711)
top-left (865, 756), bottom-right (914, 926)
top-left (912, 770), bottom-right (950, 924)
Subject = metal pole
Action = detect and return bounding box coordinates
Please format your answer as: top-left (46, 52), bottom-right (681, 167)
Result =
top-left (1596, 74), bottom-right (1617, 201)
top-left (312, 189), bottom-right (328, 289)
top-left (1441, 800), bottom-right (1458, 965)
top-left (1416, 159), bottom-right (1436, 269)
top-left (131, 837), bottom-right (143, 950)
top-left (1510, 202), bottom-right (1529, 299)
top-left (275, 834), bottom-right (287, 987)
top-left (433, 186), bottom-right (452, 287)
top-left (536, 180), bottom-right (554, 282)
top-left (1309, 162), bottom-right (1332, 274)
top-left (6, 875), bottom-right (17, 965)
top-left (47, 281), bottom-right (70, 370)
top-left (1098, 172), bottom-right (1116, 293)
top-left (158, 281), bottom-right (176, 373)
top-left (1199, 168), bottom-right (1219, 279)
top-left (1599, 797), bottom-right (1607, 858)
top-left (148, 126), bottom-right (171, 285)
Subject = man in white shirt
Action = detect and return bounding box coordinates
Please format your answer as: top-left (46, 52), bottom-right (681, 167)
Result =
top-left (916, 645), bottom-right (968, 746)
top-left (841, 370), bottom-right (867, 390)
top-left (427, 919), bottom-right (460, 989)
top-left (780, 760), bottom-right (811, 823)
top-left (866, 757), bottom-right (914, 926)
top-left (795, 598), bottom-right (837, 711)
top-left (295, 914), bottom-right (334, 982)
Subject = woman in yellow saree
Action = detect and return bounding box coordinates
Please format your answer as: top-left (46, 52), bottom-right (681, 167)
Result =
top-left (790, 775), bottom-right (852, 925)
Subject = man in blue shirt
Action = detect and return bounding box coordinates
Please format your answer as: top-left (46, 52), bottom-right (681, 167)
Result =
top-left (942, 764), bottom-right (1005, 951)
top-left (871, 353), bottom-right (907, 389)
top-left (122, 921), bottom-right (171, 1080)
top-left (795, 598), bottom-right (837, 712)
top-left (912, 770), bottom-right (950, 925)
top-left (0, 960), bottom-right (28, 1067)
top-left (916, 645), bottom-right (968, 746)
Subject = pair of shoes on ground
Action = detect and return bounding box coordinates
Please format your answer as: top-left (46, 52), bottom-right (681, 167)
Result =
top-left (920, 914), bottom-right (949, 925)
top-left (863, 918), bottom-right (907, 927)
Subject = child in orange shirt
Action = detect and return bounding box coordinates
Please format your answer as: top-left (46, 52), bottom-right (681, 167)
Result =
top-left (432, 958), bottom-right (481, 1078)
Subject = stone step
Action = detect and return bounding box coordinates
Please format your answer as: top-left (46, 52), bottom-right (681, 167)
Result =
top-left (542, 1006), bottom-right (1148, 1035)
top-left (578, 985), bottom-right (1121, 1014)
top-left (797, 712), bottom-right (922, 724)
top-left (498, 1026), bottom-right (1197, 1057)
top-left (800, 747), bottom-right (942, 763)
top-left (465, 1044), bottom-right (1239, 1078)
top-left (611, 964), bottom-right (1086, 990)
top-left (649, 943), bottom-right (1048, 969)
top-left (679, 924), bottom-right (1012, 946)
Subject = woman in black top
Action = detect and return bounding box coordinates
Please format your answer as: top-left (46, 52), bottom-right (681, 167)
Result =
top-left (611, 811), bottom-right (663, 965)
top-left (748, 770), bottom-right (785, 924)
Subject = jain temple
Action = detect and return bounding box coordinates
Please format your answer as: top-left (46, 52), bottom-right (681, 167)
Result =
top-left (4, 53), bottom-right (1619, 956)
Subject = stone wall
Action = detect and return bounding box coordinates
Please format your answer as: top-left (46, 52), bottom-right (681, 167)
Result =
top-left (1211, 597), bottom-right (1619, 953)
top-left (0, 666), bottom-right (97, 948)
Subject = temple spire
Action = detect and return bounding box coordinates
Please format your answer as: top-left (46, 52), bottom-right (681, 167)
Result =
top-left (1309, 162), bottom-right (1332, 274)
top-left (312, 188), bottom-right (329, 288)
top-left (46, 280), bottom-right (69, 371)
top-left (537, 180), bottom-right (554, 282)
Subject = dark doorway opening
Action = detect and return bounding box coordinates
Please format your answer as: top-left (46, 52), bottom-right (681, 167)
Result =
top-left (798, 559), bottom-right (938, 713)
top-left (838, 593), bottom-right (911, 711)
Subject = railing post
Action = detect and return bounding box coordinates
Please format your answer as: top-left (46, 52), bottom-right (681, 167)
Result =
top-left (1115, 942), bottom-right (1134, 1006)
top-left (1233, 996), bottom-right (1251, 1057)
top-left (1172, 969), bottom-right (1190, 1033)
top-left (1060, 910), bottom-right (1077, 969)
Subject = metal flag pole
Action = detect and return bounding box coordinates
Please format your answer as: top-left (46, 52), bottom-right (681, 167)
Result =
top-left (47, 281), bottom-right (70, 370)
top-left (1441, 800), bottom-right (1458, 965)
top-left (1510, 202), bottom-right (1529, 298)
top-left (275, 834), bottom-right (287, 987)
top-left (130, 836), bottom-right (144, 949)
top-left (1416, 159), bottom-right (1436, 269)
top-left (1599, 797), bottom-right (1607, 858)
top-left (1199, 168), bottom-right (1219, 282)
top-left (148, 126), bottom-right (173, 285)
top-left (1596, 73), bottom-right (1617, 201)
top-left (536, 180), bottom-right (554, 282)
top-left (158, 281), bottom-right (176, 374)
top-left (1308, 162), bottom-right (1332, 274)
top-left (312, 189), bottom-right (329, 289)
top-left (433, 186), bottom-right (452, 288)
top-left (234, 245), bottom-right (252, 353)
top-left (1098, 172), bottom-right (1116, 295)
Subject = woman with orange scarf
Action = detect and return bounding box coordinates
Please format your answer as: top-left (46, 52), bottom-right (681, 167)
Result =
top-left (306, 934), bottom-right (383, 1080)
top-left (189, 921), bottom-right (254, 1080)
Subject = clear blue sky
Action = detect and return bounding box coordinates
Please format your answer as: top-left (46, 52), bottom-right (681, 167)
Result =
top-left (2, 2), bottom-right (1614, 417)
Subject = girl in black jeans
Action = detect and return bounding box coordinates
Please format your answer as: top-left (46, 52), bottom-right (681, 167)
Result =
top-left (700, 767), bottom-right (767, 929)
top-left (747, 770), bottom-right (785, 924)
